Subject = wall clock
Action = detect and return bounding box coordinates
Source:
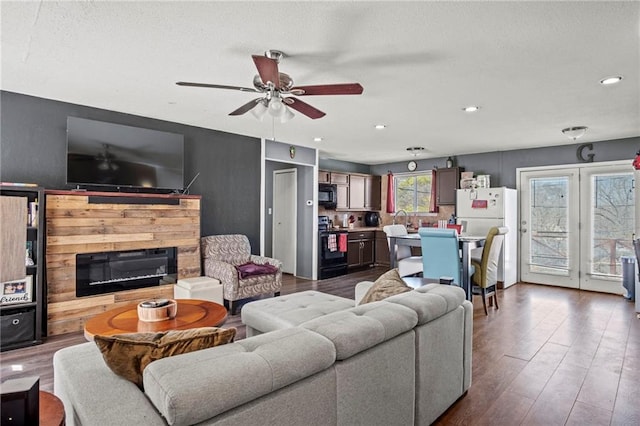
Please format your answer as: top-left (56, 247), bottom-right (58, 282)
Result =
top-left (407, 161), bottom-right (417, 171)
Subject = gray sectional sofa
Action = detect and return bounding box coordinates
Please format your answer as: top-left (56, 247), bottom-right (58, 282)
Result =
top-left (53, 284), bottom-right (472, 425)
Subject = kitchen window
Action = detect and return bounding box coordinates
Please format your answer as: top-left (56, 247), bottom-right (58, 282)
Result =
top-left (394, 172), bottom-right (434, 213)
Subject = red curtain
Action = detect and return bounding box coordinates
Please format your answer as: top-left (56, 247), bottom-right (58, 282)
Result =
top-left (430, 168), bottom-right (438, 213)
top-left (386, 171), bottom-right (395, 213)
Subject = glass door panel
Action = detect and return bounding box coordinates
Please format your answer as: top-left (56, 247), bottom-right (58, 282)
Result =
top-left (520, 169), bottom-right (580, 288)
top-left (580, 166), bottom-right (634, 293)
top-left (520, 162), bottom-right (634, 295)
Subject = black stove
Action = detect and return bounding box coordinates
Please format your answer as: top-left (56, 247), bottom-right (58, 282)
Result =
top-left (318, 216), bottom-right (348, 279)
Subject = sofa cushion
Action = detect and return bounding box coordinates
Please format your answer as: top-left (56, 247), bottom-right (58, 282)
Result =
top-left (385, 284), bottom-right (466, 325)
top-left (301, 302), bottom-right (418, 360)
top-left (242, 290), bottom-right (355, 333)
top-left (94, 327), bottom-right (236, 388)
top-left (143, 327), bottom-right (336, 426)
top-left (359, 268), bottom-right (412, 305)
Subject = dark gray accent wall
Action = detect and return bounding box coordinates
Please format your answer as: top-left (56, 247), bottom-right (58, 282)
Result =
top-left (0, 91), bottom-right (261, 250)
top-left (370, 138), bottom-right (640, 188)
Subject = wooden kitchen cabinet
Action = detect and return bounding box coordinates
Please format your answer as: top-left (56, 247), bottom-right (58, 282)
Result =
top-left (347, 231), bottom-right (375, 269)
top-left (336, 184), bottom-right (349, 210)
top-left (321, 171), bottom-right (381, 211)
top-left (318, 170), bottom-right (331, 184)
top-left (436, 167), bottom-right (463, 206)
top-left (374, 231), bottom-right (390, 267)
top-left (330, 172), bottom-right (349, 185)
top-left (348, 174), bottom-right (366, 210)
top-left (364, 175), bottom-right (381, 210)
top-left (330, 172), bottom-right (350, 210)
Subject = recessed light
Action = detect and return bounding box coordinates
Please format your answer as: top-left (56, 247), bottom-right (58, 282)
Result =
top-left (375, 124), bottom-right (386, 130)
top-left (313, 137), bottom-right (323, 142)
top-left (462, 106), bottom-right (480, 112)
top-left (600, 76), bottom-right (623, 85)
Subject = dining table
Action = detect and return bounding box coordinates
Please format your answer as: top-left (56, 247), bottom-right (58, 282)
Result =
top-left (388, 233), bottom-right (486, 301)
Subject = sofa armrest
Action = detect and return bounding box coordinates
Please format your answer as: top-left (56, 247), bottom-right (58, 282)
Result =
top-left (354, 281), bottom-right (375, 305)
top-left (203, 259), bottom-right (239, 290)
top-left (54, 342), bottom-right (165, 426)
top-left (250, 255), bottom-right (283, 269)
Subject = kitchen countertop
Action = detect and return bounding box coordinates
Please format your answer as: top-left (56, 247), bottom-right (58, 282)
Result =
top-left (330, 226), bottom-right (422, 233)
top-left (348, 226), bottom-right (383, 232)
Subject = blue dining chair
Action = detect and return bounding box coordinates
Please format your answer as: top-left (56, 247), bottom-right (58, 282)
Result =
top-left (418, 228), bottom-right (471, 286)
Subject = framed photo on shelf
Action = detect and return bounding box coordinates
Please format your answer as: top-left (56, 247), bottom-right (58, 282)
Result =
top-left (0, 276), bottom-right (32, 305)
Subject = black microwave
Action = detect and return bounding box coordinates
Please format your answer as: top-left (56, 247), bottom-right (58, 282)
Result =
top-left (318, 183), bottom-right (337, 209)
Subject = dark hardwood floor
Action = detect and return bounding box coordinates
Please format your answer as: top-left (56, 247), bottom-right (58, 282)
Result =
top-left (1, 267), bottom-right (639, 425)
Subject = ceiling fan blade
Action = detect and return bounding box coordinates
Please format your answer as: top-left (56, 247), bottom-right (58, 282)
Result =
top-left (290, 83), bottom-right (363, 96)
top-left (251, 55), bottom-right (281, 89)
top-left (176, 81), bottom-right (259, 92)
top-left (229, 98), bottom-right (264, 116)
top-left (284, 98), bottom-right (326, 119)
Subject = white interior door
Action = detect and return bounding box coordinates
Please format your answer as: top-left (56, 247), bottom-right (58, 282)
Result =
top-left (273, 169), bottom-right (297, 274)
top-left (520, 163), bottom-right (634, 294)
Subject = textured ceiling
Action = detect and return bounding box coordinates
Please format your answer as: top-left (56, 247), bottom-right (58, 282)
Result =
top-left (1, 1), bottom-right (639, 164)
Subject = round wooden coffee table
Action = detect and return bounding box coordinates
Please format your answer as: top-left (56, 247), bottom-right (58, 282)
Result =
top-left (83, 299), bottom-right (227, 340)
top-left (40, 391), bottom-right (65, 426)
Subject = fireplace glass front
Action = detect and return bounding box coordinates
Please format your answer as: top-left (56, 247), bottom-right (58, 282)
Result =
top-left (76, 248), bottom-right (177, 297)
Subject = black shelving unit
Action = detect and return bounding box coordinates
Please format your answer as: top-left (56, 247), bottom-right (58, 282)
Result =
top-left (0, 185), bottom-right (46, 351)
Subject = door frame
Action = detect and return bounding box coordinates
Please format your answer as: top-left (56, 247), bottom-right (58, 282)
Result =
top-left (517, 159), bottom-right (632, 293)
top-left (272, 168), bottom-right (297, 275)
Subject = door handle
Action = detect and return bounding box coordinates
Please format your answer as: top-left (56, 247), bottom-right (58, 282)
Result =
top-left (522, 229), bottom-right (527, 233)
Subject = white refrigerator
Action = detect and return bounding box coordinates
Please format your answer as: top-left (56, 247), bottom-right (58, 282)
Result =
top-left (456, 187), bottom-right (518, 288)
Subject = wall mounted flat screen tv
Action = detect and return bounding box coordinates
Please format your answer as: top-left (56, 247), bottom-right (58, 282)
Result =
top-left (66, 117), bottom-right (184, 191)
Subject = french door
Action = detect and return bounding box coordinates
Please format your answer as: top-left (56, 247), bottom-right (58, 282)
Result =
top-left (520, 162), bottom-right (634, 294)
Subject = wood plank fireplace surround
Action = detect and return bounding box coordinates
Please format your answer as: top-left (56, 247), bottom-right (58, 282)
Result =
top-left (45, 191), bottom-right (201, 336)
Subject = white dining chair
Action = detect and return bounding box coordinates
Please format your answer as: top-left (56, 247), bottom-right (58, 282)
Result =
top-left (383, 224), bottom-right (423, 277)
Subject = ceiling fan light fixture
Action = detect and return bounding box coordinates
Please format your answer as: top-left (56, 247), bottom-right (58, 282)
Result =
top-left (250, 100), bottom-right (268, 121)
top-left (406, 146), bottom-right (425, 157)
top-left (375, 124), bottom-right (386, 130)
top-left (562, 126), bottom-right (588, 140)
top-left (268, 96), bottom-right (284, 116)
top-left (314, 137), bottom-right (323, 142)
top-left (280, 106), bottom-right (295, 123)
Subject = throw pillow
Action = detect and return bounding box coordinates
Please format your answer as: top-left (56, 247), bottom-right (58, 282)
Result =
top-left (236, 262), bottom-right (278, 279)
top-left (94, 326), bottom-right (236, 389)
top-left (359, 268), bottom-right (412, 305)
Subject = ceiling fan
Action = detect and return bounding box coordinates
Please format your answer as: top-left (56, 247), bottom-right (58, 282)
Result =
top-left (176, 50), bottom-right (363, 120)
